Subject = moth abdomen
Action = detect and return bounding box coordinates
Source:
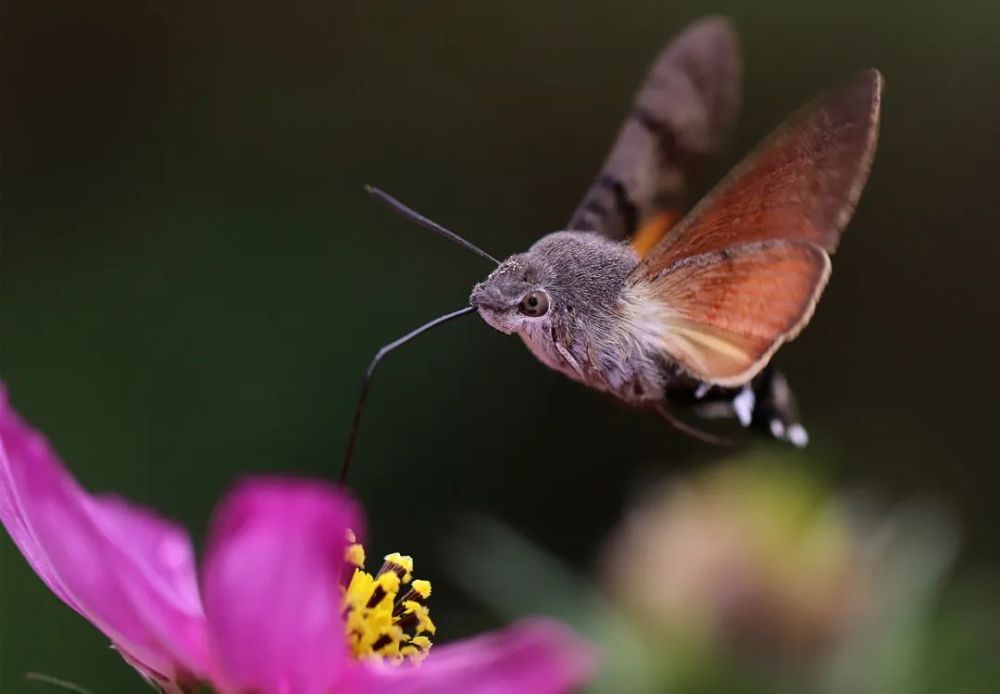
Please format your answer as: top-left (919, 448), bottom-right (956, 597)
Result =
top-left (666, 366), bottom-right (809, 447)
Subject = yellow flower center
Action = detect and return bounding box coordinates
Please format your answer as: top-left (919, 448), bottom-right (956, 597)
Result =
top-left (342, 532), bottom-right (435, 665)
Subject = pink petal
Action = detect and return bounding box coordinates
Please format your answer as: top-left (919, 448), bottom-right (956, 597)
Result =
top-left (201, 478), bottom-right (363, 694)
top-left (87, 494), bottom-right (215, 680)
top-left (375, 618), bottom-right (597, 694)
top-left (0, 386), bottom-right (213, 683)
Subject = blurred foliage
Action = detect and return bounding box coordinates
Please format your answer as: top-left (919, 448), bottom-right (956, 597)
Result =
top-left (1, 1), bottom-right (998, 692)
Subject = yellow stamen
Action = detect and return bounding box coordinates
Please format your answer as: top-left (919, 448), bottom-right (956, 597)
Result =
top-left (410, 580), bottom-right (431, 599)
top-left (342, 537), bottom-right (434, 665)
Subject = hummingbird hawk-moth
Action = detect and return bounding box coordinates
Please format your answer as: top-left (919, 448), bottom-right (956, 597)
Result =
top-left (342, 16), bottom-right (882, 480)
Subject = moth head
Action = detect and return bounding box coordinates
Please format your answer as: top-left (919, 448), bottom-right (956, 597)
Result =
top-left (469, 254), bottom-right (551, 334)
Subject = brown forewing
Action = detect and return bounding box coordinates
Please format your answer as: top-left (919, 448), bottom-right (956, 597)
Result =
top-left (640, 240), bottom-right (831, 385)
top-left (634, 69), bottom-right (882, 279)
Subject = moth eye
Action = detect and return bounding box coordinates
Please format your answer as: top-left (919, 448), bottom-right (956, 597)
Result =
top-left (518, 290), bottom-right (549, 317)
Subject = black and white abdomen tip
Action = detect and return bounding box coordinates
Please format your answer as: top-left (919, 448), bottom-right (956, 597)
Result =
top-left (746, 368), bottom-right (809, 448)
top-left (673, 366), bottom-right (810, 448)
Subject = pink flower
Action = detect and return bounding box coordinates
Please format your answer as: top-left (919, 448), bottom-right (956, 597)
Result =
top-left (0, 384), bottom-right (594, 693)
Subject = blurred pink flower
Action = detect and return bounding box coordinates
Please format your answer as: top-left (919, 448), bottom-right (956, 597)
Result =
top-left (0, 385), bottom-right (593, 693)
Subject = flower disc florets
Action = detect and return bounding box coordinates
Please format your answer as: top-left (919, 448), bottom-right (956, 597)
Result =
top-left (342, 531), bottom-right (435, 664)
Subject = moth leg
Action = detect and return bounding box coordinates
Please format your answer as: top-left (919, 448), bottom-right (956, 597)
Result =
top-left (653, 402), bottom-right (732, 446)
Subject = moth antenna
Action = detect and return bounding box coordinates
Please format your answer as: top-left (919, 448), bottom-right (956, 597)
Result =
top-left (365, 185), bottom-right (501, 266)
top-left (654, 402), bottom-right (733, 447)
top-left (341, 305), bottom-right (476, 484)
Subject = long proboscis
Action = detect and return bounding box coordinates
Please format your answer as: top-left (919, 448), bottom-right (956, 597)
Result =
top-left (340, 306), bottom-right (476, 484)
top-left (365, 185), bottom-right (500, 266)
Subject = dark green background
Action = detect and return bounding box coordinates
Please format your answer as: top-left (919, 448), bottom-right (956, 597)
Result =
top-left (1, 1), bottom-right (998, 691)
